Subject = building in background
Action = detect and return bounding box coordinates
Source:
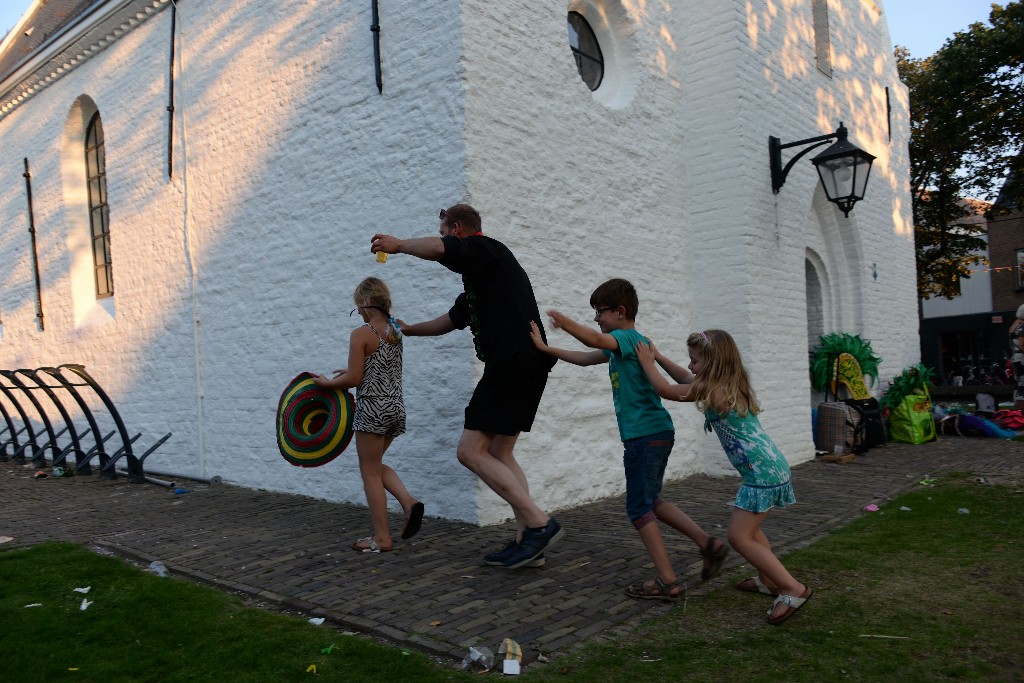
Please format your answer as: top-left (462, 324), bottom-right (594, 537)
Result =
top-left (920, 188), bottom-right (1024, 387)
top-left (0, 0), bottom-right (918, 523)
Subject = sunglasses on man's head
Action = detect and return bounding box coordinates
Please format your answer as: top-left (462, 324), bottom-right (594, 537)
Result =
top-left (439, 209), bottom-right (448, 219)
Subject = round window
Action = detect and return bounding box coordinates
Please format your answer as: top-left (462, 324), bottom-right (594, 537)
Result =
top-left (567, 11), bottom-right (603, 91)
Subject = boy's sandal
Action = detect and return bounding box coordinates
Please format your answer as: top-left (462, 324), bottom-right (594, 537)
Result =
top-left (767, 587), bottom-right (813, 625)
top-left (400, 502), bottom-right (425, 540)
top-left (735, 576), bottom-right (778, 596)
top-left (352, 537), bottom-right (393, 553)
top-left (625, 576), bottom-right (684, 602)
top-left (700, 536), bottom-right (730, 582)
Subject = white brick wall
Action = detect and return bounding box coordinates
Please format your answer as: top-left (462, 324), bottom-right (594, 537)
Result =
top-left (0, 0), bottom-right (918, 525)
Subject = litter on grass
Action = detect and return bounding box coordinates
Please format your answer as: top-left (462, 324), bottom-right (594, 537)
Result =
top-left (308, 617), bottom-right (325, 626)
top-left (320, 644), bottom-right (335, 654)
top-left (499, 638), bottom-right (523, 675)
top-left (958, 508), bottom-right (970, 515)
top-left (73, 586), bottom-right (91, 594)
top-left (24, 603), bottom-right (42, 608)
top-left (899, 506), bottom-right (912, 511)
top-left (863, 504), bottom-right (880, 512)
top-left (147, 561), bottom-right (168, 577)
top-left (859, 634), bottom-right (909, 639)
top-left (79, 598), bottom-right (92, 611)
top-left (461, 646), bottom-right (494, 671)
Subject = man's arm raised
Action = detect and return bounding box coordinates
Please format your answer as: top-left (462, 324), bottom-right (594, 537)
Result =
top-left (371, 234), bottom-right (445, 261)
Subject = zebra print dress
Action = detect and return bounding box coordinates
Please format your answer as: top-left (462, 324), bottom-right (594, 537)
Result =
top-left (352, 323), bottom-right (406, 438)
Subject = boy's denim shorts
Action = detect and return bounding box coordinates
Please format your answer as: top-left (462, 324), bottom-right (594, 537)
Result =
top-left (623, 430), bottom-right (675, 524)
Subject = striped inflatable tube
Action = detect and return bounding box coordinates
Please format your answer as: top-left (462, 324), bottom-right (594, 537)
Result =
top-left (276, 372), bottom-right (355, 467)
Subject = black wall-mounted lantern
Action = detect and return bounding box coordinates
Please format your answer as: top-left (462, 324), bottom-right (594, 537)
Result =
top-left (769, 122), bottom-right (875, 217)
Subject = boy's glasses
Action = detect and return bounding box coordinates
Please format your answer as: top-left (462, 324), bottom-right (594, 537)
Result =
top-left (593, 306), bottom-right (618, 318)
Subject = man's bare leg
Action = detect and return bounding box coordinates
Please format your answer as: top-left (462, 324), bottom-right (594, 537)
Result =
top-left (456, 429), bottom-right (548, 529)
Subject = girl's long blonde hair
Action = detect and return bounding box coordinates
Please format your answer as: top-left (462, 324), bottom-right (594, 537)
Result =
top-left (354, 277), bottom-right (401, 344)
top-left (686, 329), bottom-right (760, 416)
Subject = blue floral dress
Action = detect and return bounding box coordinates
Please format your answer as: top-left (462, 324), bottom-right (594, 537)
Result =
top-left (704, 408), bottom-right (796, 513)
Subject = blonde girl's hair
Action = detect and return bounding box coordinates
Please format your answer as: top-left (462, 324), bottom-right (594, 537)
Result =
top-left (685, 329), bottom-right (760, 416)
top-left (353, 277), bottom-right (401, 344)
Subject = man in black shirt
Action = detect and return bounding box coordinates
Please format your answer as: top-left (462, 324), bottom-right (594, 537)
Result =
top-left (371, 204), bottom-right (562, 568)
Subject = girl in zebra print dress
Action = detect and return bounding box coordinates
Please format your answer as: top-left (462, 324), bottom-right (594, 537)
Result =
top-left (315, 277), bottom-right (423, 553)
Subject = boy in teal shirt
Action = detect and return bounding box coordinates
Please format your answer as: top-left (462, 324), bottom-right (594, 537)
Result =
top-left (530, 278), bottom-right (727, 600)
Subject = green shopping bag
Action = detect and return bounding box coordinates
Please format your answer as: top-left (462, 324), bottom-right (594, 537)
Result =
top-left (887, 390), bottom-right (936, 444)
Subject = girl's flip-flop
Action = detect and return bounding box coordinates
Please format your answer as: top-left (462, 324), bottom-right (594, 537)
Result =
top-left (401, 502), bottom-right (424, 540)
top-left (352, 537), bottom-right (393, 553)
top-left (767, 586), bottom-right (813, 624)
top-left (736, 576), bottom-right (778, 596)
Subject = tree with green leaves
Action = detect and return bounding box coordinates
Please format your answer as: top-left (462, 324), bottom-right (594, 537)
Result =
top-left (896, 1), bottom-right (1023, 299)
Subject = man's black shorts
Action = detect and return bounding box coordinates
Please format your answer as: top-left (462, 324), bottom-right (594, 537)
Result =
top-left (464, 351), bottom-right (553, 436)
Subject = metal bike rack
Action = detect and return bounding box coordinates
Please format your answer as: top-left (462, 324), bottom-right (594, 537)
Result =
top-left (15, 368), bottom-right (91, 473)
top-left (0, 401), bottom-right (27, 461)
top-left (0, 364), bottom-right (171, 483)
top-left (0, 374), bottom-right (44, 467)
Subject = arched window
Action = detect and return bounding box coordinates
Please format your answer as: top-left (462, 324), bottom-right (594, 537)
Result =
top-left (85, 111), bottom-right (113, 298)
top-left (567, 11), bottom-right (603, 91)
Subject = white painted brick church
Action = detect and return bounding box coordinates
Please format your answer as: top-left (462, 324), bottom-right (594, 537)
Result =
top-left (0, 0), bottom-right (918, 524)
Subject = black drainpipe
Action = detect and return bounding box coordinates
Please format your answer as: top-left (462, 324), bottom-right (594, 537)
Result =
top-left (371, 0), bottom-right (382, 93)
top-left (22, 158), bottom-right (44, 331)
top-left (167, 1), bottom-right (177, 178)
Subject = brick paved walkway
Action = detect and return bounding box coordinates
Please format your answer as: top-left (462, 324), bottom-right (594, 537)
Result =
top-left (2, 437), bottom-right (1021, 664)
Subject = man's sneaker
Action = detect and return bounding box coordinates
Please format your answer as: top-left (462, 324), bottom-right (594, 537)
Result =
top-left (483, 540), bottom-right (518, 566)
top-left (502, 518), bottom-right (563, 569)
top-left (524, 554), bottom-right (545, 568)
top-left (483, 540), bottom-right (545, 568)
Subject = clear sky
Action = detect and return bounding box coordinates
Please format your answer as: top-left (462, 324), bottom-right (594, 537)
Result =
top-left (884, 0), bottom-right (1001, 58)
top-left (0, 1), bottom-right (1008, 62)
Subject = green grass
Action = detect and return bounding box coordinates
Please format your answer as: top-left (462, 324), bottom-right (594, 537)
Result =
top-left (1, 475), bottom-right (1022, 681)
top-left (531, 474), bottom-right (1024, 682)
top-left (0, 544), bottom-right (468, 682)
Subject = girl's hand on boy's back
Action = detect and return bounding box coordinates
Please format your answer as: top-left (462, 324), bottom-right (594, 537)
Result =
top-left (636, 339), bottom-right (656, 367)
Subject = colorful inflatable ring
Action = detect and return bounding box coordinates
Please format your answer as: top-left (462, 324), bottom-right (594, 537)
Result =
top-left (276, 372), bottom-right (355, 467)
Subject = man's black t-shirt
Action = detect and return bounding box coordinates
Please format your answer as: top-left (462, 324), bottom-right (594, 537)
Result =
top-left (439, 234), bottom-right (555, 369)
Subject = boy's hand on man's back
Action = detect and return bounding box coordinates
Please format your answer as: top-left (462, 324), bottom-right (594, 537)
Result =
top-left (545, 309), bottom-right (570, 330)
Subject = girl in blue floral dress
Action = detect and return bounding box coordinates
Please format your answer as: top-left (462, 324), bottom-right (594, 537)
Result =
top-left (637, 329), bottom-right (812, 625)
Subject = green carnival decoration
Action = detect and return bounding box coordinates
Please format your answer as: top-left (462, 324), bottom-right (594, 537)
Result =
top-left (880, 363), bottom-right (935, 411)
top-left (809, 333), bottom-right (882, 399)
